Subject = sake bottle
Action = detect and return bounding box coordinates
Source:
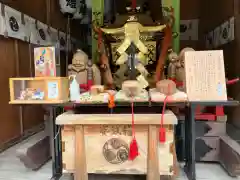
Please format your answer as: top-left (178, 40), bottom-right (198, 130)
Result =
top-left (69, 75), bottom-right (81, 101)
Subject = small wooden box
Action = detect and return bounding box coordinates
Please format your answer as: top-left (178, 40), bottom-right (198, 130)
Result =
top-left (56, 111), bottom-right (178, 180)
top-left (9, 77), bottom-right (69, 104)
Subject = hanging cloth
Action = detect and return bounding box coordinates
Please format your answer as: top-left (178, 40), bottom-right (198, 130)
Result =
top-left (59, 0), bottom-right (77, 14)
top-left (0, 3), bottom-right (6, 36)
top-left (37, 21), bottom-right (51, 46)
top-left (49, 27), bottom-right (59, 45)
top-left (4, 5), bottom-right (26, 41)
top-left (59, 31), bottom-right (67, 51)
top-left (25, 15), bottom-right (40, 44)
top-left (73, 0), bottom-right (87, 20)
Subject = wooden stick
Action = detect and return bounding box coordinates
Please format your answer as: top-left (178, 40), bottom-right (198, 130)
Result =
top-left (75, 125), bottom-right (88, 180)
top-left (147, 125), bottom-right (160, 180)
top-left (14, 40), bottom-right (24, 135)
top-left (46, 0), bottom-right (51, 26)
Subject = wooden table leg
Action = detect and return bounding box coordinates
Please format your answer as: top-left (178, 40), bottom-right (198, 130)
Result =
top-left (147, 125), bottom-right (160, 180)
top-left (171, 141), bottom-right (178, 176)
top-left (75, 125), bottom-right (88, 180)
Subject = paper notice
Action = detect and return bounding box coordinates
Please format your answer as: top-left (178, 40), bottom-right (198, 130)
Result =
top-left (184, 50), bottom-right (227, 101)
top-left (48, 81), bottom-right (59, 99)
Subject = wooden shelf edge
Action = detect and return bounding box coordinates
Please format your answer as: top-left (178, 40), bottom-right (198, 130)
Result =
top-left (9, 77), bottom-right (68, 81)
top-left (9, 100), bottom-right (69, 105)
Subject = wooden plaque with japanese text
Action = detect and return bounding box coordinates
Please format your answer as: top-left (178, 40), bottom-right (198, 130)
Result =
top-left (184, 50), bottom-right (227, 101)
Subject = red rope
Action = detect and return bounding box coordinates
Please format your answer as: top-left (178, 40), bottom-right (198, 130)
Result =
top-left (131, 100), bottom-right (135, 137)
top-left (159, 85), bottom-right (171, 143)
top-left (161, 96), bottom-right (169, 126)
top-left (131, 0), bottom-right (136, 9)
top-left (129, 98), bottom-right (139, 161)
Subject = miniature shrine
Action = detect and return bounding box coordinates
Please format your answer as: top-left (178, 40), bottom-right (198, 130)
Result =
top-left (7, 0), bottom-right (240, 180)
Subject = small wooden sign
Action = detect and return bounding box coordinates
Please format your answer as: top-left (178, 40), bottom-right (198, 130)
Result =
top-left (184, 50), bottom-right (227, 101)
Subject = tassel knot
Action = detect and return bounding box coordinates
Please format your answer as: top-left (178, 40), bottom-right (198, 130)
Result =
top-left (159, 84), bottom-right (172, 143)
top-left (129, 100), bottom-right (139, 160)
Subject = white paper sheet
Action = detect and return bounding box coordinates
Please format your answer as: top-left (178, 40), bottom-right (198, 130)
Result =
top-left (184, 50), bottom-right (227, 101)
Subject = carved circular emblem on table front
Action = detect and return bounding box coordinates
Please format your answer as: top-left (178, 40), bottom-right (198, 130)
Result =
top-left (102, 138), bottom-right (129, 164)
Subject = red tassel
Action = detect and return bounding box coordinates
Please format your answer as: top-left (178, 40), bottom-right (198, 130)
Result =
top-left (129, 100), bottom-right (139, 161)
top-left (160, 96), bottom-right (168, 143)
top-left (159, 127), bottom-right (166, 143)
top-left (129, 138), bottom-right (139, 160)
top-left (159, 85), bottom-right (171, 143)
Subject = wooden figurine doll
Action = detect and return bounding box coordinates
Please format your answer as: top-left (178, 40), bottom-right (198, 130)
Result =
top-left (176, 47), bottom-right (195, 85)
top-left (68, 49), bottom-right (101, 92)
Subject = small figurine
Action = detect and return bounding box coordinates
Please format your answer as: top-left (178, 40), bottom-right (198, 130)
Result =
top-left (176, 47), bottom-right (195, 84)
top-left (68, 49), bottom-right (101, 92)
top-left (167, 47), bottom-right (195, 84)
top-left (168, 50), bottom-right (179, 80)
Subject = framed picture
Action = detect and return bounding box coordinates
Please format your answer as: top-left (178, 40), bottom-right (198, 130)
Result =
top-left (34, 46), bottom-right (57, 77)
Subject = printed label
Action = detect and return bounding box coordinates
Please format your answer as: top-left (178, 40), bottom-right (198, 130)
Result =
top-left (48, 81), bottom-right (58, 99)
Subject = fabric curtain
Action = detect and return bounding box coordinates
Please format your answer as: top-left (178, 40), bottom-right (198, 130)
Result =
top-left (4, 5), bottom-right (26, 41)
top-left (180, 19), bottom-right (199, 41)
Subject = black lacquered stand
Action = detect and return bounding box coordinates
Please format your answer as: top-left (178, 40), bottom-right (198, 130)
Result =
top-left (49, 100), bottom-right (239, 180)
top-left (184, 101), bottom-right (239, 180)
top-left (50, 106), bottom-right (64, 180)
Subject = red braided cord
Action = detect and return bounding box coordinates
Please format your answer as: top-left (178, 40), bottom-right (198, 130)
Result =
top-left (131, 0), bottom-right (136, 9)
top-left (160, 85), bottom-right (171, 141)
top-left (131, 100), bottom-right (135, 137)
top-left (161, 95), bottom-right (169, 127)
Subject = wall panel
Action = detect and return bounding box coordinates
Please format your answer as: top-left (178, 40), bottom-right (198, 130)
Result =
top-left (0, 0), bottom-right (82, 145)
top-left (198, 0), bottom-right (240, 129)
top-left (180, 0), bottom-right (200, 50)
top-left (17, 40), bottom-right (45, 131)
top-left (0, 37), bottom-right (21, 144)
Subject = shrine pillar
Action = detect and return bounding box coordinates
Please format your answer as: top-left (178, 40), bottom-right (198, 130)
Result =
top-left (91, 0), bottom-right (105, 63)
top-left (162, 0), bottom-right (180, 53)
